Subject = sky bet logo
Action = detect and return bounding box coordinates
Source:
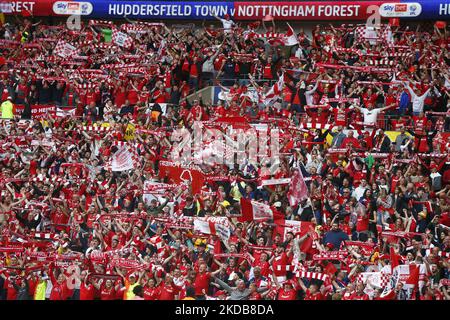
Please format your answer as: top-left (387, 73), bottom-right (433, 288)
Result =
top-left (394, 4), bottom-right (407, 12)
top-left (53, 1), bottom-right (93, 15)
top-left (56, 3), bottom-right (68, 10)
top-left (379, 2), bottom-right (421, 17)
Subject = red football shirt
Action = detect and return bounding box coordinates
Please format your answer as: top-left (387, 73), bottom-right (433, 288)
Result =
top-left (80, 283), bottom-right (95, 300)
top-left (193, 272), bottom-right (211, 296)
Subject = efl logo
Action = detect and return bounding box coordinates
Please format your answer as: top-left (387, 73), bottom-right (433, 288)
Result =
top-left (395, 4), bottom-right (407, 12)
top-left (81, 3), bottom-right (89, 13)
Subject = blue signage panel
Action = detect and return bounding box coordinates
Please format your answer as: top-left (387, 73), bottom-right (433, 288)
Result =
top-left (88, 0), bottom-right (235, 19)
top-left (415, 0), bottom-right (450, 19)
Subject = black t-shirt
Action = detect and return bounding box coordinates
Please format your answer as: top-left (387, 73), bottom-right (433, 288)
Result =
top-left (197, 208), bottom-right (213, 217)
top-left (297, 206), bottom-right (314, 222)
top-left (223, 61), bottom-right (236, 78)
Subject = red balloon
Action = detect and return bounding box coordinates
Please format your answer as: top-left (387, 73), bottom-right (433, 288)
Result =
top-left (435, 21), bottom-right (447, 29)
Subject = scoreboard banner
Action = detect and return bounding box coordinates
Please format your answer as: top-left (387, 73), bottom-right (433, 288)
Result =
top-left (1, 0), bottom-right (449, 21)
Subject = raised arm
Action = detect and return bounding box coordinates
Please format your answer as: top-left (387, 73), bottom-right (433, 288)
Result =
top-left (213, 275), bottom-right (233, 293)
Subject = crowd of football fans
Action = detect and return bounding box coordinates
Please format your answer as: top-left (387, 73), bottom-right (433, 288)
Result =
top-left (0, 15), bottom-right (449, 300)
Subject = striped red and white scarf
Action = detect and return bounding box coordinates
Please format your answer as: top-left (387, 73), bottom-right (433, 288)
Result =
top-left (296, 271), bottom-right (329, 282)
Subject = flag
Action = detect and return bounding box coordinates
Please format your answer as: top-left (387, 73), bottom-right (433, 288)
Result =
top-left (383, 24), bottom-right (394, 45)
top-left (21, 9), bottom-right (32, 17)
top-left (274, 219), bottom-right (311, 242)
top-left (262, 73), bottom-right (284, 106)
top-left (274, 219), bottom-right (313, 254)
top-left (111, 145), bottom-right (137, 172)
top-left (193, 217), bottom-right (230, 241)
top-left (389, 246), bottom-right (400, 269)
top-left (323, 262), bottom-right (337, 276)
top-left (158, 161), bottom-right (205, 195)
top-left (53, 40), bottom-right (78, 58)
top-left (392, 264), bottom-right (421, 300)
top-left (389, 18), bottom-right (400, 27)
top-left (283, 23), bottom-right (298, 46)
top-left (112, 30), bottom-right (133, 48)
top-left (239, 199), bottom-right (283, 222)
top-left (287, 169), bottom-right (308, 207)
top-left (378, 287), bottom-right (396, 300)
top-left (381, 264), bottom-right (425, 300)
top-left (357, 272), bottom-right (391, 298)
top-left (404, 265), bottom-right (420, 300)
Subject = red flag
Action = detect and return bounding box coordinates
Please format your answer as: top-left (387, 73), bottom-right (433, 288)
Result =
top-left (287, 169), bottom-right (308, 207)
top-left (274, 219), bottom-right (311, 242)
top-left (193, 217), bottom-right (230, 241)
top-left (21, 9), bottom-right (32, 17)
top-left (239, 198), bottom-right (282, 222)
top-left (284, 140), bottom-right (294, 152)
top-left (283, 23), bottom-right (299, 46)
top-left (390, 246), bottom-right (400, 270)
top-left (389, 18), bottom-right (400, 27)
top-left (405, 265), bottom-right (419, 285)
top-left (262, 73), bottom-right (284, 105)
top-left (405, 265), bottom-right (420, 300)
top-left (158, 161), bottom-right (204, 195)
top-left (323, 262), bottom-right (338, 275)
top-left (378, 288), bottom-right (396, 300)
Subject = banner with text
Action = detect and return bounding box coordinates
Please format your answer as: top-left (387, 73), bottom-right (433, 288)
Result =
top-left (2, 1), bottom-right (449, 21)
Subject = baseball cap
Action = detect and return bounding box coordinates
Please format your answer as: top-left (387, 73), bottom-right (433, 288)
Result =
top-left (228, 271), bottom-right (236, 281)
top-left (221, 200), bottom-right (230, 208)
